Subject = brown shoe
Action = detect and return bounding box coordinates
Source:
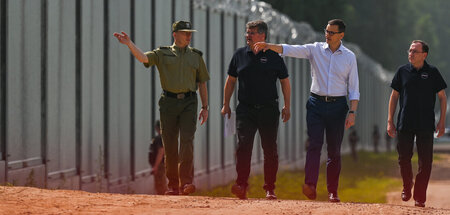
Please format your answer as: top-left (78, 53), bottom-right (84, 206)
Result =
top-left (328, 192), bottom-right (340, 203)
top-left (231, 184), bottom-right (247, 199)
top-left (414, 200), bottom-right (425, 207)
top-left (302, 184), bottom-right (316, 200)
top-left (165, 187), bottom-right (179, 195)
top-left (182, 184), bottom-right (196, 195)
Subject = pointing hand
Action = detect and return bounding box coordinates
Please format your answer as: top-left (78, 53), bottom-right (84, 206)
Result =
top-left (113, 31), bottom-right (131, 45)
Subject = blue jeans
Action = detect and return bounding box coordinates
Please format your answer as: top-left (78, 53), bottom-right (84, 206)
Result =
top-left (305, 96), bottom-right (348, 193)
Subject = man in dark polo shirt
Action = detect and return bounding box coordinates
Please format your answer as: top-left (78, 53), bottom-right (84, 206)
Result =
top-left (387, 40), bottom-right (447, 208)
top-left (221, 20), bottom-right (291, 200)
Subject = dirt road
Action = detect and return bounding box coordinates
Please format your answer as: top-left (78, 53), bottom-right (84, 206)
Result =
top-left (1, 185), bottom-right (449, 215)
top-left (386, 153), bottom-right (450, 210)
top-left (1, 154), bottom-right (450, 215)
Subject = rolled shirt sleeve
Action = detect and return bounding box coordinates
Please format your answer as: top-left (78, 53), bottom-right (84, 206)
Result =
top-left (348, 56), bottom-right (360, 101)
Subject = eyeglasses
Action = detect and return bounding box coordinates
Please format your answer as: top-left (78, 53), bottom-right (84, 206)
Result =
top-left (324, 29), bottom-right (342, 36)
top-left (407, 49), bottom-right (424, 54)
top-left (245, 31), bottom-right (260, 36)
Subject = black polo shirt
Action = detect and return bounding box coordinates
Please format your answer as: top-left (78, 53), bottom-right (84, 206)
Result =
top-left (228, 46), bottom-right (289, 105)
top-left (391, 61), bottom-right (447, 131)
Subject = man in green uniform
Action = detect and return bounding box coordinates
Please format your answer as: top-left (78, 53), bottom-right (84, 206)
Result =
top-left (113, 21), bottom-right (210, 195)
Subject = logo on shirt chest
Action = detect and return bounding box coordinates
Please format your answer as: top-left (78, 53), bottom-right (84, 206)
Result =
top-left (260, 57), bottom-right (268, 63)
top-left (421, 72), bottom-right (429, 79)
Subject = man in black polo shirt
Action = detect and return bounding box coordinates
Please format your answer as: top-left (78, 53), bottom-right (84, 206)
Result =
top-left (221, 20), bottom-right (291, 200)
top-left (387, 40), bottom-right (447, 208)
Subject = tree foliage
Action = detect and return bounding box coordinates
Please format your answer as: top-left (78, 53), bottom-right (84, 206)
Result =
top-left (262, 0), bottom-right (450, 79)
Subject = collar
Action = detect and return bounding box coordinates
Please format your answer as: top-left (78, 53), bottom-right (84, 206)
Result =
top-left (245, 45), bottom-right (265, 56)
top-left (245, 45), bottom-right (253, 53)
top-left (408, 60), bottom-right (429, 72)
top-left (172, 43), bottom-right (188, 53)
top-left (322, 41), bottom-right (344, 53)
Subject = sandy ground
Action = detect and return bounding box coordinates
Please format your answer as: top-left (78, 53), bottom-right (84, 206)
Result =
top-left (386, 153), bottom-right (450, 210)
top-left (1, 186), bottom-right (449, 215)
top-left (1, 154), bottom-right (450, 215)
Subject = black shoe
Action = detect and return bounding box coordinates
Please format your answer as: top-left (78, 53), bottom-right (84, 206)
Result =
top-left (265, 190), bottom-right (277, 200)
top-left (181, 184), bottom-right (196, 195)
top-left (415, 200), bottom-right (425, 207)
top-left (328, 192), bottom-right (340, 203)
top-left (165, 187), bottom-right (179, 195)
top-left (401, 188), bottom-right (412, 201)
top-left (401, 182), bottom-right (413, 201)
top-left (302, 184), bottom-right (316, 200)
top-left (231, 184), bottom-right (247, 199)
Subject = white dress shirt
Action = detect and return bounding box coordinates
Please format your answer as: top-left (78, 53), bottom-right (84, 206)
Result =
top-left (282, 42), bottom-right (360, 101)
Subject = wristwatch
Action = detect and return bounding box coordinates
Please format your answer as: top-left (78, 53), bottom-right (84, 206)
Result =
top-left (348, 110), bottom-right (355, 114)
top-left (201, 105), bottom-right (209, 110)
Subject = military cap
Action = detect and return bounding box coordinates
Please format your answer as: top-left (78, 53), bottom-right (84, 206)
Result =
top-left (172, 21), bottom-right (197, 32)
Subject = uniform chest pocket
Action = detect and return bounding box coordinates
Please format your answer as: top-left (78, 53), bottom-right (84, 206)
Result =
top-left (163, 55), bottom-right (178, 65)
top-left (188, 60), bottom-right (199, 70)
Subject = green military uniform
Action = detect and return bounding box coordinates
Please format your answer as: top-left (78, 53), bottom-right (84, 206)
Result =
top-left (143, 43), bottom-right (209, 191)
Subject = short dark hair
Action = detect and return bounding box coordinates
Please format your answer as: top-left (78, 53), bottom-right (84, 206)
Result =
top-left (246, 20), bottom-right (268, 39)
top-left (412, 40), bottom-right (429, 53)
top-left (328, 19), bottom-right (346, 33)
top-left (155, 120), bottom-right (160, 130)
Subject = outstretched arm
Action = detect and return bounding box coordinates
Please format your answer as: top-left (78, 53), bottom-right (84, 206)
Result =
top-left (113, 31), bottom-right (148, 63)
top-left (253, 42), bottom-right (283, 53)
top-left (254, 42), bottom-right (310, 59)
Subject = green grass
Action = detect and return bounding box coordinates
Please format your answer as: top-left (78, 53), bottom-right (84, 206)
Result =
top-left (195, 151), bottom-right (439, 203)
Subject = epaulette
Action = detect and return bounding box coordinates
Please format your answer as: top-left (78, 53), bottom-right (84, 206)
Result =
top-left (190, 48), bottom-right (203, 56)
top-left (159, 46), bottom-right (170, 49)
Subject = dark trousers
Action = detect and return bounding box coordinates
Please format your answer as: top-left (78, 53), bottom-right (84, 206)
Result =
top-left (235, 102), bottom-right (280, 191)
top-left (305, 96), bottom-right (348, 193)
top-left (397, 130), bottom-right (434, 203)
top-left (159, 95), bottom-right (197, 189)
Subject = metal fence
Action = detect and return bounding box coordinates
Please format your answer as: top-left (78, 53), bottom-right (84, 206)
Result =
top-left (0, 0), bottom-right (391, 194)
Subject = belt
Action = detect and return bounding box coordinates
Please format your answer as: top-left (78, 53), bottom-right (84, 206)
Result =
top-left (310, 93), bottom-right (345, 102)
top-left (163, 90), bottom-right (196, 99)
top-left (241, 100), bottom-right (278, 109)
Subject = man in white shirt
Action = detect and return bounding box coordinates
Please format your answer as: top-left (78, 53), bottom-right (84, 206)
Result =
top-left (254, 19), bottom-right (359, 202)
